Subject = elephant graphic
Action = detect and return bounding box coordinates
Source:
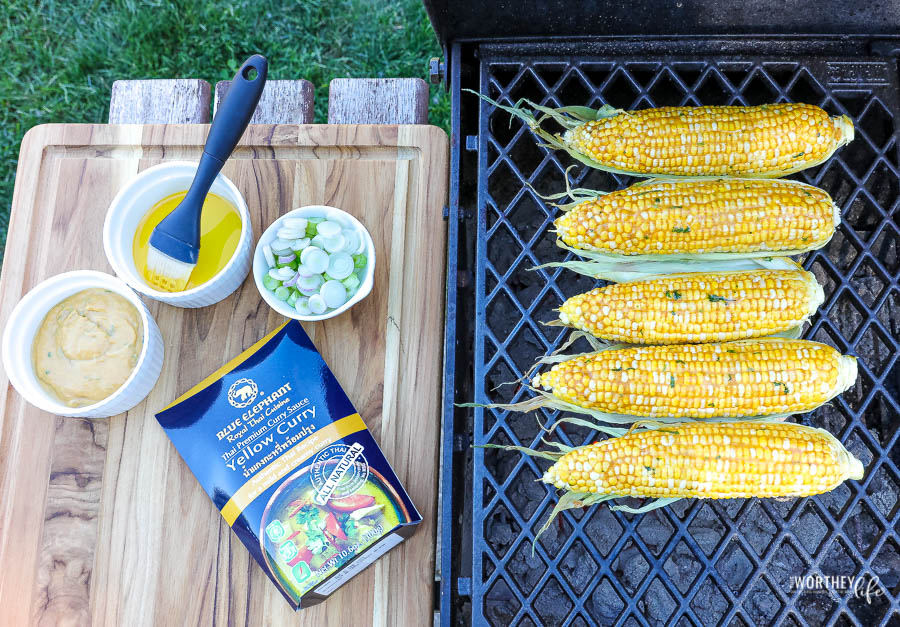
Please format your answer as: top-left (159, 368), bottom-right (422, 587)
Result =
top-left (228, 378), bottom-right (258, 408)
top-left (233, 385), bottom-right (255, 402)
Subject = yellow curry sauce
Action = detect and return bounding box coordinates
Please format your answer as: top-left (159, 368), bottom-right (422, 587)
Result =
top-left (32, 288), bottom-right (143, 407)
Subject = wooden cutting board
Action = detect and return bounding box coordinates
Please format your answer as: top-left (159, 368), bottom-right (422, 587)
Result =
top-left (0, 123), bottom-right (448, 626)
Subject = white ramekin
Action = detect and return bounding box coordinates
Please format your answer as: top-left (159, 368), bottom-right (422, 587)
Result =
top-left (1, 270), bottom-right (164, 418)
top-left (103, 161), bottom-right (253, 308)
top-left (253, 206), bottom-right (376, 321)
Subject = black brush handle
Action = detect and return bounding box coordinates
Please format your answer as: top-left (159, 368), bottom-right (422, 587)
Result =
top-left (165, 55), bottom-right (268, 252)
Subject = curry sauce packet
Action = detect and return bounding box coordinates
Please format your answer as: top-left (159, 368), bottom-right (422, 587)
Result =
top-left (155, 320), bottom-right (421, 609)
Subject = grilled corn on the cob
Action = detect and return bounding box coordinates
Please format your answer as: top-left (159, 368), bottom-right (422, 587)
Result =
top-left (543, 422), bottom-right (864, 499)
top-left (533, 339), bottom-right (856, 419)
top-left (474, 92), bottom-right (854, 177)
top-left (554, 178), bottom-right (838, 257)
top-left (558, 269), bottom-right (824, 344)
top-left (566, 104), bottom-right (853, 177)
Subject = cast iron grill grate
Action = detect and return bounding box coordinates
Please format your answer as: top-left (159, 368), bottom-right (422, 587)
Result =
top-left (461, 51), bottom-right (900, 626)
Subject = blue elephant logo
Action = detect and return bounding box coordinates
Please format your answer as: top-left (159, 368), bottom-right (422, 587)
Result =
top-left (228, 378), bottom-right (259, 408)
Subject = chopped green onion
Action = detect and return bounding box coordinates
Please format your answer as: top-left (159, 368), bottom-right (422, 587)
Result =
top-left (327, 252), bottom-right (354, 279)
top-left (262, 275), bottom-right (281, 290)
top-left (295, 297), bottom-right (311, 315)
top-left (262, 244), bottom-right (276, 268)
top-left (353, 254), bottom-right (367, 269)
top-left (274, 286), bottom-right (290, 301)
top-left (341, 273), bottom-right (360, 291)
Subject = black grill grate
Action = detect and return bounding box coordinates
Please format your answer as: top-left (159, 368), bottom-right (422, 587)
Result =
top-left (456, 49), bottom-right (900, 626)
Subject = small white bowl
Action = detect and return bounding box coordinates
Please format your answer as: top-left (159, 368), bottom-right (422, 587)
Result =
top-left (253, 206), bottom-right (376, 321)
top-left (103, 161), bottom-right (253, 308)
top-left (1, 270), bottom-right (164, 418)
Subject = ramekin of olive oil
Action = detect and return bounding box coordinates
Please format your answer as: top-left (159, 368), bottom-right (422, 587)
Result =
top-left (132, 192), bottom-right (242, 292)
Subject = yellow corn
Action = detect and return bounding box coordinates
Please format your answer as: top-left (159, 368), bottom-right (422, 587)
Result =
top-left (543, 422), bottom-right (864, 498)
top-left (533, 339), bottom-right (857, 419)
top-left (555, 178), bottom-right (838, 256)
top-left (564, 104), bottom-right (853, 176)
top-left (558, 269), bottom-right (824, 344)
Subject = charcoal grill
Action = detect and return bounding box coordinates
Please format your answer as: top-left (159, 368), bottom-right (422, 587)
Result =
top-left (428, 4), bottom-right (900, 624)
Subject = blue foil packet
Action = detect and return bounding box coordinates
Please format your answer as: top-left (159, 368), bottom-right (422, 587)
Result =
top-left (156, 320), bottom-right (421, 609)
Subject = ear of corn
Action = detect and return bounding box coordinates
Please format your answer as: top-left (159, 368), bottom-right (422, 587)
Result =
top-left (553, 177), bottom-right (839, 258)
top-left (565, 105), bottom-right (853, 177)
top-left (471, 92), bottom-right (854, 178)
top-left (533, 339), bottom-right (857, 419)
top-left (543, 421), bottom-right (864, 499)
top-left (558, 268), bottom-right (824, 344)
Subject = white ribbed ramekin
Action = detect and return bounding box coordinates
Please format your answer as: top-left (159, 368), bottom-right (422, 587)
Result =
top-left (1, 270), bottom-right (164, 418)
top-left (103, 161), bottom-right (253, 308)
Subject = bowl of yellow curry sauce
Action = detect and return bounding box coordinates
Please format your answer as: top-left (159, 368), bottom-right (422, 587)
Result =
top-left (103, 161), bottom-right (253, 308)
top-left (1, 270), bottom-right (164, 418)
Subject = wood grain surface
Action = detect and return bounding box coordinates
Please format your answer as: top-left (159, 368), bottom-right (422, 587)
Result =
top-left (109, 80), bottom-right (212, 124)
top-left (328, 79), bottom-right (429, 125)
top-left (0, 123), bottom-right (448, 627)
top-left (214, 80), bottom-right (315, 124)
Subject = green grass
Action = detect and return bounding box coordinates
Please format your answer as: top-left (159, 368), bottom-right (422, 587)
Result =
top-left (0, 0), bottom-right (449, 262)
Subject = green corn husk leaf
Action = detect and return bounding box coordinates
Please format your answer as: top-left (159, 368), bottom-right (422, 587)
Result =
top-left (525, 165), bottom-right (607, 212)
top-left (460, 386), bottom-right (652, 424)
top-left (478, 443), bottom-right (565, 462)
top-left (773, 324), bottom-right (806, 340)
top-left (551, 315), bottom-right (809, 346)
top-left (556, 239), bottom-right (827, 264)
top-left (533, 491), bottom-right (616, 552)
top-left (541, 439), bottom-right (578, 454)
top-left (598, 257), bottom-right (807, 284)
top-left (475, 440), bottom-right (608, 552)
top-left (533, 243), bottom-right (807, 282)
top-left (465, 384), bottom-right (790, 425)
top-left (631, 175), bottom-right (832, 190)
top-left (610, 497), bottom-right (683, 514)
top-left (467, 92), bottom-right (620, 129)
top-left (520, 335), bottom-right (603, 382)
top-left (540, 415), bottom-right (631, 438)
top-left (544, 334), bottom-right (625, 359)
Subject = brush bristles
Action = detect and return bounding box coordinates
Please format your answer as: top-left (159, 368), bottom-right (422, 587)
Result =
top-left (145, 247), bottom-right (195, 292)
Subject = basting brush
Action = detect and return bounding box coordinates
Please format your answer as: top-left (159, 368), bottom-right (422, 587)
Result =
top-left (145, 54), bottom-right (268, 291)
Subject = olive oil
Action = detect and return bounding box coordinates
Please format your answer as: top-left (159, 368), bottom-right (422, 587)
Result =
top-left (132, 192), bottom-right (242, 291)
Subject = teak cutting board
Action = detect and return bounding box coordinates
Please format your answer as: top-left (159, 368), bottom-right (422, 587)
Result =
top-left (0, 124), bottom-right (448, 626)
